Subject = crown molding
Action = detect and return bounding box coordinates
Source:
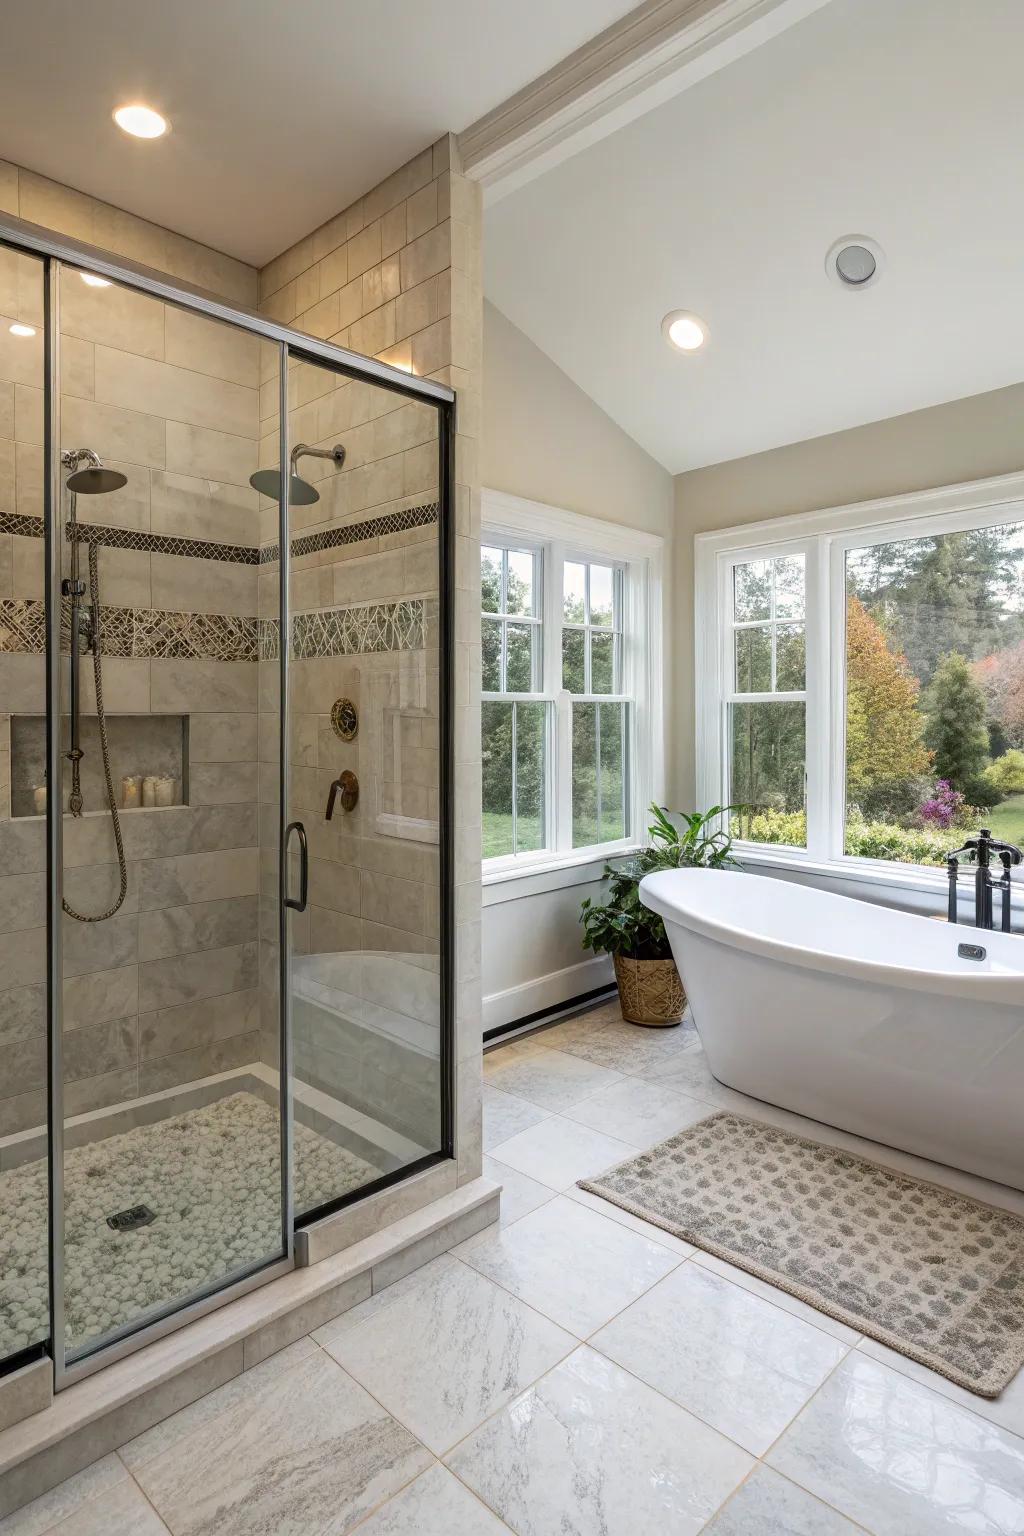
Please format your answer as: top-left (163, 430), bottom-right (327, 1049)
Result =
top-left (459, 0), bottom-right (831, 204)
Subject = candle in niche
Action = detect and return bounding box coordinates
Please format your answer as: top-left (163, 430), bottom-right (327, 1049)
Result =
top-left (33, 783), bottom-right (47, 815)
top-left (155, 776), bottom-right (176, 807)
top-left (142, 775), bottom-right (158, 808)
top-left (122, 775), bottom-right (141, 809)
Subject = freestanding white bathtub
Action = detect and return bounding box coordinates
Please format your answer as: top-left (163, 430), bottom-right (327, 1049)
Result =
top-left (639, 867), bottom-right (1024, 1190)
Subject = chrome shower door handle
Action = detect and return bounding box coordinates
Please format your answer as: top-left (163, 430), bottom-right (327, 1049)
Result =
top-left (284, 821), bottom-right (308, 912)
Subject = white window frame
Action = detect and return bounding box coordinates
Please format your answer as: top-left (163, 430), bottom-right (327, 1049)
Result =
top-left (696, 470), bottom-right (1024, 903)
top-left (482, 489), bottom-right (664, 885)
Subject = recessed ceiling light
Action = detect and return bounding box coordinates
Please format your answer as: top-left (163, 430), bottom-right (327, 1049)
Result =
top-left (9, 322), bottom-right (36, 338)
top-left (826, 234), bottom-right (884, 290)
top-left (80, 272), bottom-right (111, 288)
top-left (113, 103), bottom-right (169, 139)
top-left (662, 309), bottom-right (708, 352)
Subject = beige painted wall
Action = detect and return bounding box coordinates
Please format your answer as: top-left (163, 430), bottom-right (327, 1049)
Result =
top-left (480, 301), bottom-right (674, 1028)
top-left (483, 301), bottom-right (673, 537)
top-left (672, 381), bottom-right (1024, 806)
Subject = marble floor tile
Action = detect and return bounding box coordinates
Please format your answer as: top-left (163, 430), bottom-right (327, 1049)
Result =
top-left (321, 1259), bottom-right (575, 1455)
top-left (131, 1346), bottom-right (432, 1536)
top-left (854, 1335), bottom-right (1024, 1442)
top-left (120, 1338), bottom-right (319, 1470)
top-left (564, 1183), bottom-right (696, 1257)
top-left (691, 1251), bottom-right (862, 1346)
top-left (0, 1456), bottom-right (129, 1536)
top-left (529, 1006), bottom-right (618, 1051)
top-left (640, 1044), bottom-right (751, 1107)
top-left (563, 1075), bottom-right (711, 1147)
top-left (557, 1017), bottom-right (696, 1076)
top-left (482, 1155), bottom-right (557, 1226)
top-left (448, 1345), bottom-right (752, 1536)
top-left (482, 1084), bottom-right (550, 1152)
top-left (354, 1463), bottom-right (509, 1534)
top-left (43, 1480), bottom-right (170, 1536)
top-left (488, 1114), bottom-right (639, 1190)
top-left (704, 1465), bottom-right (861, 1535)
top-left (482, 1043), bottom-right (623, 1113)
top-left (460, 1195), bottom-right (681, 1337)
top-left (768, 1353), bottom-right (1024, 1536)
top-left (592, 1261), bottom-right (848, 1456)
top-left (311, 1256), bottom-right (459, 1348)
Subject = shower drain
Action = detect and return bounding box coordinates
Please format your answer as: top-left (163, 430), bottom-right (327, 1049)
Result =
top-left (106, 1204), bottom-right (156, 1233)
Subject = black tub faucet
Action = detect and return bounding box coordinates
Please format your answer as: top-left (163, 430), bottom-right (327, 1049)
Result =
top-left (946, 828), bottom-right (1022, 931)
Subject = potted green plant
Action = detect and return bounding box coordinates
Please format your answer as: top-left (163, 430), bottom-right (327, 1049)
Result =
top-left (580, 804), bottom-right (735, 1026)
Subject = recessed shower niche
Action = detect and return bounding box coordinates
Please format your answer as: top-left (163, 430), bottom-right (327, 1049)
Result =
top-left (8, 714), bottom-right (188, 816)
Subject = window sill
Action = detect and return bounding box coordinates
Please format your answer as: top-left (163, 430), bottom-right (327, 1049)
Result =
top-left (734, 844), bottom-right (1024, 915)
top-left (482, 843), bottom-right (639, 905)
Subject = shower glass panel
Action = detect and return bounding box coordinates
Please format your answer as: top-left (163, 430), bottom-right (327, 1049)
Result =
top-left (0, 245), bottom-right (50, 1369)
top-left (282, 354), bottom-right (445, 1219)
top-left (54, 271), bottom-right (286, 1363)
top-left (0, 209), bottom-right (454, 1389)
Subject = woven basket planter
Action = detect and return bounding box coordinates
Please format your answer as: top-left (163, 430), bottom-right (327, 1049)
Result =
top-left (613, 954), bottom-right (686, 1027)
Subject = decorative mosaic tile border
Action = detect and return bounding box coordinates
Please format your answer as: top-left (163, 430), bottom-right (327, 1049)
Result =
top-left (259, 600), bottom-right (424, 661)
top-left (0, 501), bottom-right (437, 566)
top-left (261, 502), bottom-right (438, 564)
top-left (0, 597), bottom-right (425, 663)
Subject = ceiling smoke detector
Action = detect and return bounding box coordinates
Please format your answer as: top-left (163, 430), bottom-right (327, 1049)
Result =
top-left (826, 235), bottom-right (884, 290)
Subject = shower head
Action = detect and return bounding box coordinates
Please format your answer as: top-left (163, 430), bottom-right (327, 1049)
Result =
top-left (66, 465), bottom-right (128, 494)
top-left (62, 449), bottom-right (127, 495)
top-left (249, 442), bottom-right (345, 507)
top-left (249, 467), bottom-right (320, 506)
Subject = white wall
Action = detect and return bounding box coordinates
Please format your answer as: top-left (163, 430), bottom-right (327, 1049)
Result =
top-left (481, 301), bottom-right (674, 1029)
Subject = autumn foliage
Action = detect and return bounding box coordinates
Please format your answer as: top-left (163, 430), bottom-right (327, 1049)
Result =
top-left (845, 596), bottom-right (932, 797)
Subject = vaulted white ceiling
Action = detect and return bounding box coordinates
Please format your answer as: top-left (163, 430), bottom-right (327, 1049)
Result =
top-left (485, 0), bottom-right (1024, 472)
top-left (0, 0), bottom-right (636, 265)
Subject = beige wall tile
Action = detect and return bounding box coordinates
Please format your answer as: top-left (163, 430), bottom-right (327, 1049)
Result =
top-left (62, 395), bottom-right (166, 469)
top-left (0, 159), bottom-right (17, 215)
top-left (60, 275), bottom-right (165, 360)
top-left (164, 306), bottom-right (260, 388)
top-left (406, 181), bottom-right (438, 242)
top-left (94, 346), bottom-right (258, 439)
top-left (150, 551), bottom-right (256, 616)
top-left (151, 658), bottom-right (257, 714)
top-left (400, 222), bottom-right (450, 291)
top-left (165, 420), bottom-right (257, 487)
top-left (150, 469), bottom-right (258, 546)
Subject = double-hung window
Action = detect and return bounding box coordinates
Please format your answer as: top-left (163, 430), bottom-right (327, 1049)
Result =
top-left (481, 492), bottom-right (662, 873)
top-left (697, 474), bottom-right (1024, 885)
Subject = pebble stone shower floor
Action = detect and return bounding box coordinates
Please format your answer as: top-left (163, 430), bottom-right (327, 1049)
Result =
top-left (0, 1092), bottom-right (381, 1356)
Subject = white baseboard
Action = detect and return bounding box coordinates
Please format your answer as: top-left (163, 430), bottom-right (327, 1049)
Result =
top-left (483, 954), bottom-right (614, 1031)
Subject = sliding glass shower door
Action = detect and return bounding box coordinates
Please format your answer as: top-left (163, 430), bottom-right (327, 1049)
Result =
top-left (0, 214), bottom-right (453, 1388)
top-left (51, 272), bottom-right (289, 1367)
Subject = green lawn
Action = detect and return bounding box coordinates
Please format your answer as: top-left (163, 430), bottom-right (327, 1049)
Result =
top-left (981, 793), bottom-right (1024, 846)
top-left (482, 810), bottom-right (626, 859)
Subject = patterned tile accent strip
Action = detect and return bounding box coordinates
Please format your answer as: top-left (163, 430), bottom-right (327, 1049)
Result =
top-left (261, 501), bottom-right (438, 564)
top-left (0, 597), bottom-right (425, 663)
top-left (0, 501), bottom-right (437, 565)
top-left (259, 600), bottom-right (425, 660)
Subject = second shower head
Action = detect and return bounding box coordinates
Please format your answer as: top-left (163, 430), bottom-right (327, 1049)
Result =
top-left (250, 442), bottom-right (345, 506)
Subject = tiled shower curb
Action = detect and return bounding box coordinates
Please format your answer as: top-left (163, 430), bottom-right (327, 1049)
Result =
top-left (0, 1172), bottom-right (499, 1519)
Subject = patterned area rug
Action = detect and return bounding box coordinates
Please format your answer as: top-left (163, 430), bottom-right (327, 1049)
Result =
top-left (580, 1111), bottom-right (1024, 1396)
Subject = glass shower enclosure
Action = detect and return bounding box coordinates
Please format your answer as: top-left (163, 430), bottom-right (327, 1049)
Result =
top-left (0, 213), bottom-right (454, 1386)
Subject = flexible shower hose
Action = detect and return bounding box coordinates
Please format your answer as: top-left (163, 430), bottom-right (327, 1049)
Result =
top-left (62, 536), bottom-right (128, 923)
